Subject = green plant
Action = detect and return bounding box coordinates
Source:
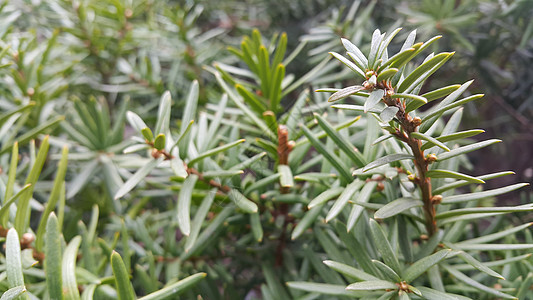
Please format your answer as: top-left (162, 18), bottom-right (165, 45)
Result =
top-left (1, 1), bottom-right (532, 299)
top-left (288, 28), bottom-right (531, 299)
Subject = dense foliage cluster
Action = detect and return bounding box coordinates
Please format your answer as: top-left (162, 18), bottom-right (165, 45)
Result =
top-left (0, 0), bottom-right (531, 299)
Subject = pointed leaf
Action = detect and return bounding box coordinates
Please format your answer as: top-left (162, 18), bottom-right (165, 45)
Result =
top-left (369, 219), bottom-right (402, 274)
top-left (328, 85), bottom-right (365, 102)
top-left (45, 213), bottom-right (62, 300)
top-left (364, 89), bottom-right (384, 112)
top-left (403, 250), bottom-right (451, 282)
top-left (346, 280), bottom-right (397, 291)
top-left (374, 198), bottom-right (423, 220)
top-left (63, 236), bottom-right (82, 300)
top-left (138, 273), bottom-right (206, 300)
top-left (436, 139), bottom-right (501, 162)
top-left (177, 174), bottom-right (198, 236)
top-left (114, 158), bottom-right (162, 199)
top-left (228, 189), bottom-right (257, 213)
top-left (426, 170), bottom-right (484, 184)
top-left (361, 154), bottom-right (414, 173)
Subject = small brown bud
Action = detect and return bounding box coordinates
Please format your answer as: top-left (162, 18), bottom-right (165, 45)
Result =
top-left (386, 89), bottom-right (394, 97)
top-left (420, 234), bottom-right (428, 240)
top-left (151, 148), bottom-right (161, 159)
top-left (407, 174), bottom-right (416, 181)
top-left (287, 140), bottom-right (295, 151)
top-left (431, 195), bottom-right (443, 205)
top-left (363, 81), bottom-right (372, 89)
top-left (376, 182), bottom-right (385, 191)
top-left (27, 87), bottom-right (35, 97)
top-left (426, 153), bottom-right (437, 163)
top-left (412, 117), bottom-right (422, 126)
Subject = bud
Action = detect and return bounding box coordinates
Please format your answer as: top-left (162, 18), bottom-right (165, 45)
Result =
top-left (27, 88), bottom-right (35, 97)
top-left (376, 182), bottom-right (385, 191)
top-left (365, 71), bottom-right (374, 78)
top-left (426, 153), bottom-right (437, 163)
top-left (407, 174), bottom-right (416, 181)
top-left (412, 117), bottom-right (422, 127)
top-left (431, 195), bottom-right (443, 205)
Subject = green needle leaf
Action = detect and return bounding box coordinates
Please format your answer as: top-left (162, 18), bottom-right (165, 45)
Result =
top-left (111, 251), bottom-right (136, 300)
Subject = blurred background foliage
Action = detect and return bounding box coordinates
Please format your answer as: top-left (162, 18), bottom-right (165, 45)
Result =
top-left (0, 0), bottom-right (531, 299)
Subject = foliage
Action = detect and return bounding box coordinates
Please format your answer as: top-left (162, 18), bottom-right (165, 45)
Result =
top-left (0, 0), bottom-right (531, 300)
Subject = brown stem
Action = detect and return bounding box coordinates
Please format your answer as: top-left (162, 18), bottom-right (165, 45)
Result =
top-left (381, 83), bottom-right (438, 236)
top-left (275, 125), bottom-right (294, 266)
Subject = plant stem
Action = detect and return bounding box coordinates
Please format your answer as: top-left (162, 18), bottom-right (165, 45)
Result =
top-left (381, 84), bottom-right (438, 236)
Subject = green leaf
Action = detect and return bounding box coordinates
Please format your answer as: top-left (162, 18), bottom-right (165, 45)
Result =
top-left (177, 174), bottom-right (198, 236)
top-left (63, 236), bottom-right (82, 300)
top-left (380, 106), bottom-right (399, 123)
top-left (346, 280), bottom-right (398, 291)
top-left (126, 111), bottom-right (148, 134)
top-left (189, 139), bottom-right (245, 166)
top-left (459, 223), bottom-right (533, 244)
top-left (433, 171), bottom-right (514, 195)
top-left (420, 84), bottom-right (461, 102)
top-left (323, 260), bottom-right (379, 281)
top-left (291, 203), bottom-right (324, 240)
top-left (422, 94), bottom-right (484, 123)
top-left (114, 158), bottom-right (162, 200)
top-left (326, 180), bottom-right (364, 222)
top-left (364, 89), bottom-right (384, 112)
top-left (36, 145), bottom-right (69, 251)
top-left (138, 273), bottom-right (206, 300)
top-left (314, 113), bottom-right (366, 167)
top-left (360, 153), bottom-right (414, 173)
top-left (287, 282), bottom-right (364, 297)
top-left (426, 170), bottom-right (484, 184)
top-left (452, 243), bottom-right (533, 251)
top-left (455, 250), bottom-right (504, 279)
top-left (250, 213), bottom-right (263, 242)
top-left (347, 181), bottom-right (377, 231)
top-left (368, 29), bottom-right (383, 68)
top-left (374, 198), bottom-right (423, 220)
top-left (441, 183), bottom-right (529, 204)
top-left (328, 85), bottom-right (364, 102)
top-left (382, 48), bottom-right (416, 69)
top-left (372, 260), bottom-right (401, 282)
top-left (0, 184), bottom-right (32, 229)
top-left (2, 141), bottom-right (19, 226)
top-left (270, 64), bottom-right (285, 111)
top-left (301, 125), bottom-right (353, 182)
top-left (278, 165), bottom-right (294, 188)
top-left (376, 68), bottom-right (398, 82)
top-left (436, 205), bottom-right (533, 219)
top-left (0, 286), bottom-right (27, 300)
top-left (45, 213), bottom-right (63, 300)
top-left (228, 189), bottom-right (257, 213)
top-left (412, 132), bottom-right (450, 152)
top-left (185, 190), bottom-right (216, 252)
top-left (398, 52), bottom-right (454, 93)
top-left (181, 82), bottom-right (199, 135)
top-left (403, 250), bottom-right (450, 282)
top-left (329, 52), bottom-right (365, 79)
top-left (436, 139), bottom-right (501, 162)
top-left (6, 229), bottom-right (26, 299)
top-left (420, 129), bottom-right (485, 151)
top-left (15, 136), bottom-right (49, 237)
top-left (443, 266), bottom-right (517, 299)
top-left (369, 219), bottom-right (402, 275)
top-left (416, 286), bottom-right (463, 300)
top-left (154, 134), bottom-right (166, 150)
top-left (111, 251), bottom-right (135, 300)
top-left (392, 94), bottom-right (428, 112)
top-left (216, 73), bottom-right (275, 140)
top-left (341, 38), bottom-right (368, 68)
